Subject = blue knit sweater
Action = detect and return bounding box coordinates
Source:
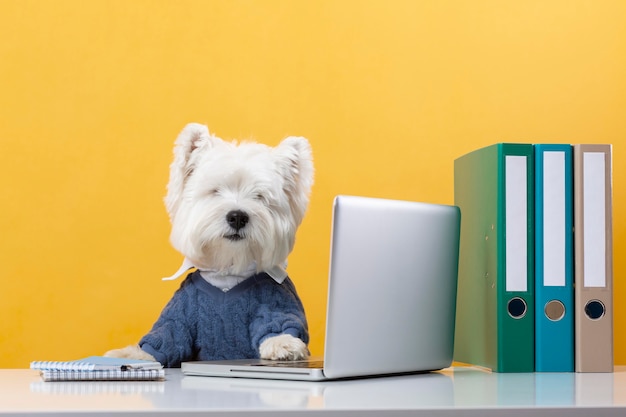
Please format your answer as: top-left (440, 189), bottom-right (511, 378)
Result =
top-left (139, 271), bottom-right (309, 367)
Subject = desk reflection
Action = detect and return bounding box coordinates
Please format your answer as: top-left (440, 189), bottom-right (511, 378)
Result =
top-left (174, 371), bottom-right (454, 409)
top-left (28, 370), bottom-right (453, 411)
top-left (26, 367), bottom-right (622, 412)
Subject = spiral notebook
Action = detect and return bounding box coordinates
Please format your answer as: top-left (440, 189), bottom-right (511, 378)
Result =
top-left (30, 356), bottom-right (165, 382)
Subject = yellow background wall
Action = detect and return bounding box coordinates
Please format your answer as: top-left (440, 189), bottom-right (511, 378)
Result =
top-left (1, 0), bottom-right (624, 367)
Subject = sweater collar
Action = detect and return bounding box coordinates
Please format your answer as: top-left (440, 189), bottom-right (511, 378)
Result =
top-left (161, 257), bottom-right (287, 284)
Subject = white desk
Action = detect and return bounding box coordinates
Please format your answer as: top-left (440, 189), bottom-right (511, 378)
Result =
top-left (1, 367), bottom-right (625, 416)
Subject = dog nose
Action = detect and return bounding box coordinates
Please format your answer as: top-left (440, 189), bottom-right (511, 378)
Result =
top-left (226, 210), bottom-right (249, 231)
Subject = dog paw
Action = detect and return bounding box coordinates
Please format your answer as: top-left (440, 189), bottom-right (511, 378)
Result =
top-left (259, 334), bottom-right (309, 361)
top-left (104, 344), bottom-right (157, 362)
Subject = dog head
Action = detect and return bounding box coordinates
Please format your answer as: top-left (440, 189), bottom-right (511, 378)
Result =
top-left (165, 123), bottom-right (314, 275)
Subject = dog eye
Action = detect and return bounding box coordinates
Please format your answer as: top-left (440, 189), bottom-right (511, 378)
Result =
top-left (254, 193), bottom-right (268, 203)
top-left (207, 188), bottom-right (220, 196)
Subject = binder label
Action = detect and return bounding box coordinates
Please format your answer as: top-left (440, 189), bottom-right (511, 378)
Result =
top-left (543, 151), bottom-right (566, 287)
top-left (583, 152), bottom-right (606, 288)
top-left (505, 155), bottom-right (527, 292)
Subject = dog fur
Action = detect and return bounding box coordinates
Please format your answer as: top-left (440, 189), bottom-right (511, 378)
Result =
top-left (105, 123), bottom-right (313, 365)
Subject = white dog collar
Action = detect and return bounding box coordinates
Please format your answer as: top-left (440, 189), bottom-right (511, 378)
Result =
top-left (162, 258), bottom-right (287, 285)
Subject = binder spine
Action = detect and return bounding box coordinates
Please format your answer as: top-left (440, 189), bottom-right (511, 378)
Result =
top-left (574, 144), bottom-right (613, 372)
top-left (534, 145), bottom-right (574, 372)
top-left (497, 144), bottom-right (534, 373)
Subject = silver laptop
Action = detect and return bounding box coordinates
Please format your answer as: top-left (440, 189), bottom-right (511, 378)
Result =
top-left (182, 195), bottom-right (460, 381)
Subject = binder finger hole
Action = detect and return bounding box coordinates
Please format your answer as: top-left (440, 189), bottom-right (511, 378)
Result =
top-left (584, 300), bottom-right (605, 320)
top-left (507, 297), bottom-right (527, 319)
top-left (544, 300), bottom-right (565, 321)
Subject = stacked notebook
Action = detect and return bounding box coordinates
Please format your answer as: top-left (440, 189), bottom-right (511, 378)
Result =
top-left (30, 356), bottom-right (165, 382)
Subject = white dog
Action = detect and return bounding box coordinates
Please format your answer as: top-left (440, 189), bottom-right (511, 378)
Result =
top-left (106, 123), bottom-right (313, 366)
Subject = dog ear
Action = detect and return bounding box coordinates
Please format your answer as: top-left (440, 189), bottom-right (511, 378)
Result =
top-left (165, 123), bottom-right (214, 219)
top-left (275, 136), bottom-right (314, 225)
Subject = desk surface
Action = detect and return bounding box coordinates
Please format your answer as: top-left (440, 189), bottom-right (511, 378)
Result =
top-left (1, 367), bottom-right (625, 416)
